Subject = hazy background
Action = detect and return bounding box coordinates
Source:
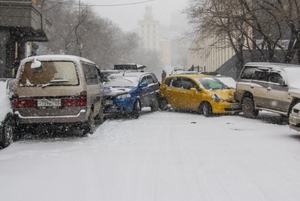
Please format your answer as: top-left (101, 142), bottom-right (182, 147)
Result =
top-left (80, 0), bottom-right (189, 32)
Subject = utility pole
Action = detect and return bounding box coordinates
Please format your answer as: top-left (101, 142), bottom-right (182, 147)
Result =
top-left (76, 0), bottom-right (82, 56)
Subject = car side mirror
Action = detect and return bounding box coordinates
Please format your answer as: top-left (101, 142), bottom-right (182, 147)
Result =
top-left (140, 82), bottom-right (148, 87)
top-left (191, 87), bottom-right (201, 92)
top-left (190, 88), bottom-right (197, 93)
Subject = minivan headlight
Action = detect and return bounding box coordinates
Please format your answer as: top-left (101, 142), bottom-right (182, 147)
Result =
top-left (116, 93), bottom-right (131, 100)
top-left (212, 94), bottom-right (223, 102)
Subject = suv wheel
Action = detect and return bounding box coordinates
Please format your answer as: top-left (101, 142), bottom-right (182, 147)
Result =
top-left (131, 100), bottom-right (141, 119)
top-left (242, 97), bottom-right (259, 118)
top-left (1, 115), bottom-right (15, 148)
top-left (202, 102), bottom-right (212, 117)
top-left (151, 98), bottom-right (159, 111)
top-left (159, 98), bottom-right (169, 111)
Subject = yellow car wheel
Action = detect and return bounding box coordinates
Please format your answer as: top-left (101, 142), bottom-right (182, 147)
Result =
top-left (202, 102), bottom-right (212, 117)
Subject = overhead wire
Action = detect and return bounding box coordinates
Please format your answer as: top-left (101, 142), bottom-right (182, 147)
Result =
top-left (46, 0), bottom-right (155, 7)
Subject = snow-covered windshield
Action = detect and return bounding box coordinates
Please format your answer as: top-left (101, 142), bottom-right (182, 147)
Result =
top-left (196, 78), bottom-right (229, 90)
top-left (104, 76), bottom-right (138, 88)
top-left (19, 61), bottom-right (78, 87)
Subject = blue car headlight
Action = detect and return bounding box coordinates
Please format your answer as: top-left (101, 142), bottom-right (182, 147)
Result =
top-left (116, 93), bottom-right (131, 100)
top-left (212, 94), bottom-right (223, 102)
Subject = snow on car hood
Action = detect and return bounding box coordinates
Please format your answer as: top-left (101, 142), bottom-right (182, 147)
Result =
top-left (214, 89), bottom-right (236, 101)
top-left (0, 81), bottom-right (12, 124)
top-left (103, 87), bottom-right (132, 96)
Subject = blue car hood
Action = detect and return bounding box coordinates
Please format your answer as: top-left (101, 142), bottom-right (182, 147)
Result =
top-left (104, 87), bottom-right (132, 96)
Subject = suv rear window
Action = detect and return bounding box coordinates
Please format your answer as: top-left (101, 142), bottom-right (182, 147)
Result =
top-left (20, 61), bottom-right (78, 87)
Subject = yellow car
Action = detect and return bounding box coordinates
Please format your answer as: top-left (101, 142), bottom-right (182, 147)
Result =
top-left (159, 74), bottom-right (240, 116)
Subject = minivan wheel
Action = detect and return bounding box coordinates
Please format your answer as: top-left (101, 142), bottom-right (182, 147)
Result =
top-left (159, 98), bottom-right (169, 111)
top-left (82, 112), bottom-right (95, 135)
top-left (202, 102), bottom-right (212, 117)
top-left (1, 115), bottom-right (15, 148)
top-left (131, 100), bottom-right (141, 119)
top-left (96, 104), bottom-right (104, 124)
top-left (242, 97), bottom-right (259, 118)
top-left (151, 98), bottom-right (159, 111)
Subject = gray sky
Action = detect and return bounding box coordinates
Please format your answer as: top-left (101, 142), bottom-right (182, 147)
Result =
top-left (80, 0), bottom-right (188, 31)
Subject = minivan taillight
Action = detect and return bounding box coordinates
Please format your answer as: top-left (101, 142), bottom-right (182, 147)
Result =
top-left (62, 91), bottom-right (87, 107)
top-left (13, 95), bottom-right (37, 108)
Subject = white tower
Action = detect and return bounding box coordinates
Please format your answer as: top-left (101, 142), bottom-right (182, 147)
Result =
top-left (138, 6), bottom-right (160, 51)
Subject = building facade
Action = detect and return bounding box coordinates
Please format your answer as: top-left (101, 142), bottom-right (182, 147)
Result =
top-left (187, 33), bottom-right (236, 73)
top-left (0, 0), bottom-right (50, 77)
top-left (138, 6), bottom-right (160, 51)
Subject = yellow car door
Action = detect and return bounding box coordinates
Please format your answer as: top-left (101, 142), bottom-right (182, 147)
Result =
top-left (179, 78), bottom-right (201, 111)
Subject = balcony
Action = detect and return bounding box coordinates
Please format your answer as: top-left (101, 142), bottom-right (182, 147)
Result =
top-left (0, 0), bottom-right (51, 41)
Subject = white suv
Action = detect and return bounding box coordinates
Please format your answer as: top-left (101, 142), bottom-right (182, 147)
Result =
top-left (235, 62), bottom-right (300, 119)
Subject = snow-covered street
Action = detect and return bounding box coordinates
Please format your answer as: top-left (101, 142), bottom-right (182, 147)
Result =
top-left (1, 109), bottom-right (300, 201)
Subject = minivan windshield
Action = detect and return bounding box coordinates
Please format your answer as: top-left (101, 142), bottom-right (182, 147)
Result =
top-left (19, 61), bottom-right (78, 87)
top-left (196, 78), bottom-right (229, 90)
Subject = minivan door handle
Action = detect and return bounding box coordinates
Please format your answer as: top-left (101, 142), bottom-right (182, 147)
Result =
top-left (250, 85), bottom-right (254, 89)
top-left (267, 87), bottom-right (272, 91)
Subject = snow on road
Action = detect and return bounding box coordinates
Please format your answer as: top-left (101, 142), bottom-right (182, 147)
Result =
top-left (1, 110), bottom-right (300, 201)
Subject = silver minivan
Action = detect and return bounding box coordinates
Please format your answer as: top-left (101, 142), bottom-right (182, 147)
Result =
top-left (13, 55), bottom-right (104, 135)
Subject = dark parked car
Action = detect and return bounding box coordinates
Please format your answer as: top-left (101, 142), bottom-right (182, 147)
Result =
top-left (103, 72), bottom-right (160, 119)
top-left (100, 69), bottom-right (120, 82)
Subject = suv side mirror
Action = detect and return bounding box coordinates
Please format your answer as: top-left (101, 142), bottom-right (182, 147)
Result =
top-left (140, 82), bottom-right (148, 87)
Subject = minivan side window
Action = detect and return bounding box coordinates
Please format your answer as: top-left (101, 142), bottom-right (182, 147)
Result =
top-left (82, 63), bottom-right (99, 85)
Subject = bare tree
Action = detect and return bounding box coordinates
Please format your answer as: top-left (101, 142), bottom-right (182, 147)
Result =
top-left (38, 0), bottom-right (161, 69)
top-left (186, 0), bottom-right (300, 63)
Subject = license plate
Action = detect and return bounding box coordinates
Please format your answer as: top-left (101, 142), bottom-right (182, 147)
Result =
top-left (37, 99), bottom-right (61, 107)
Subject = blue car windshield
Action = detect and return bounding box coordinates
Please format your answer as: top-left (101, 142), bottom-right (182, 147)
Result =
top-left (104, 77), bottom-right (137, 88)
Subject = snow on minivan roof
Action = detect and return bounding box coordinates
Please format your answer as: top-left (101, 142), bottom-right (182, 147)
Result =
top-left (21, 55), bottom-right (95, 64)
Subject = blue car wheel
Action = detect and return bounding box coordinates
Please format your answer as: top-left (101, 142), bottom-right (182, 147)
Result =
top-left (131, 100), bottom-right (141, 119)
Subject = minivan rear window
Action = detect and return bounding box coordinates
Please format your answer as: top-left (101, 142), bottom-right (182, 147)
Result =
top-left (19, 61), bottom-right (78, 87)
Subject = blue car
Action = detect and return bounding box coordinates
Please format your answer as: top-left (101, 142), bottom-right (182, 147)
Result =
top-left (103, 72), bottom-right (160, 119)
